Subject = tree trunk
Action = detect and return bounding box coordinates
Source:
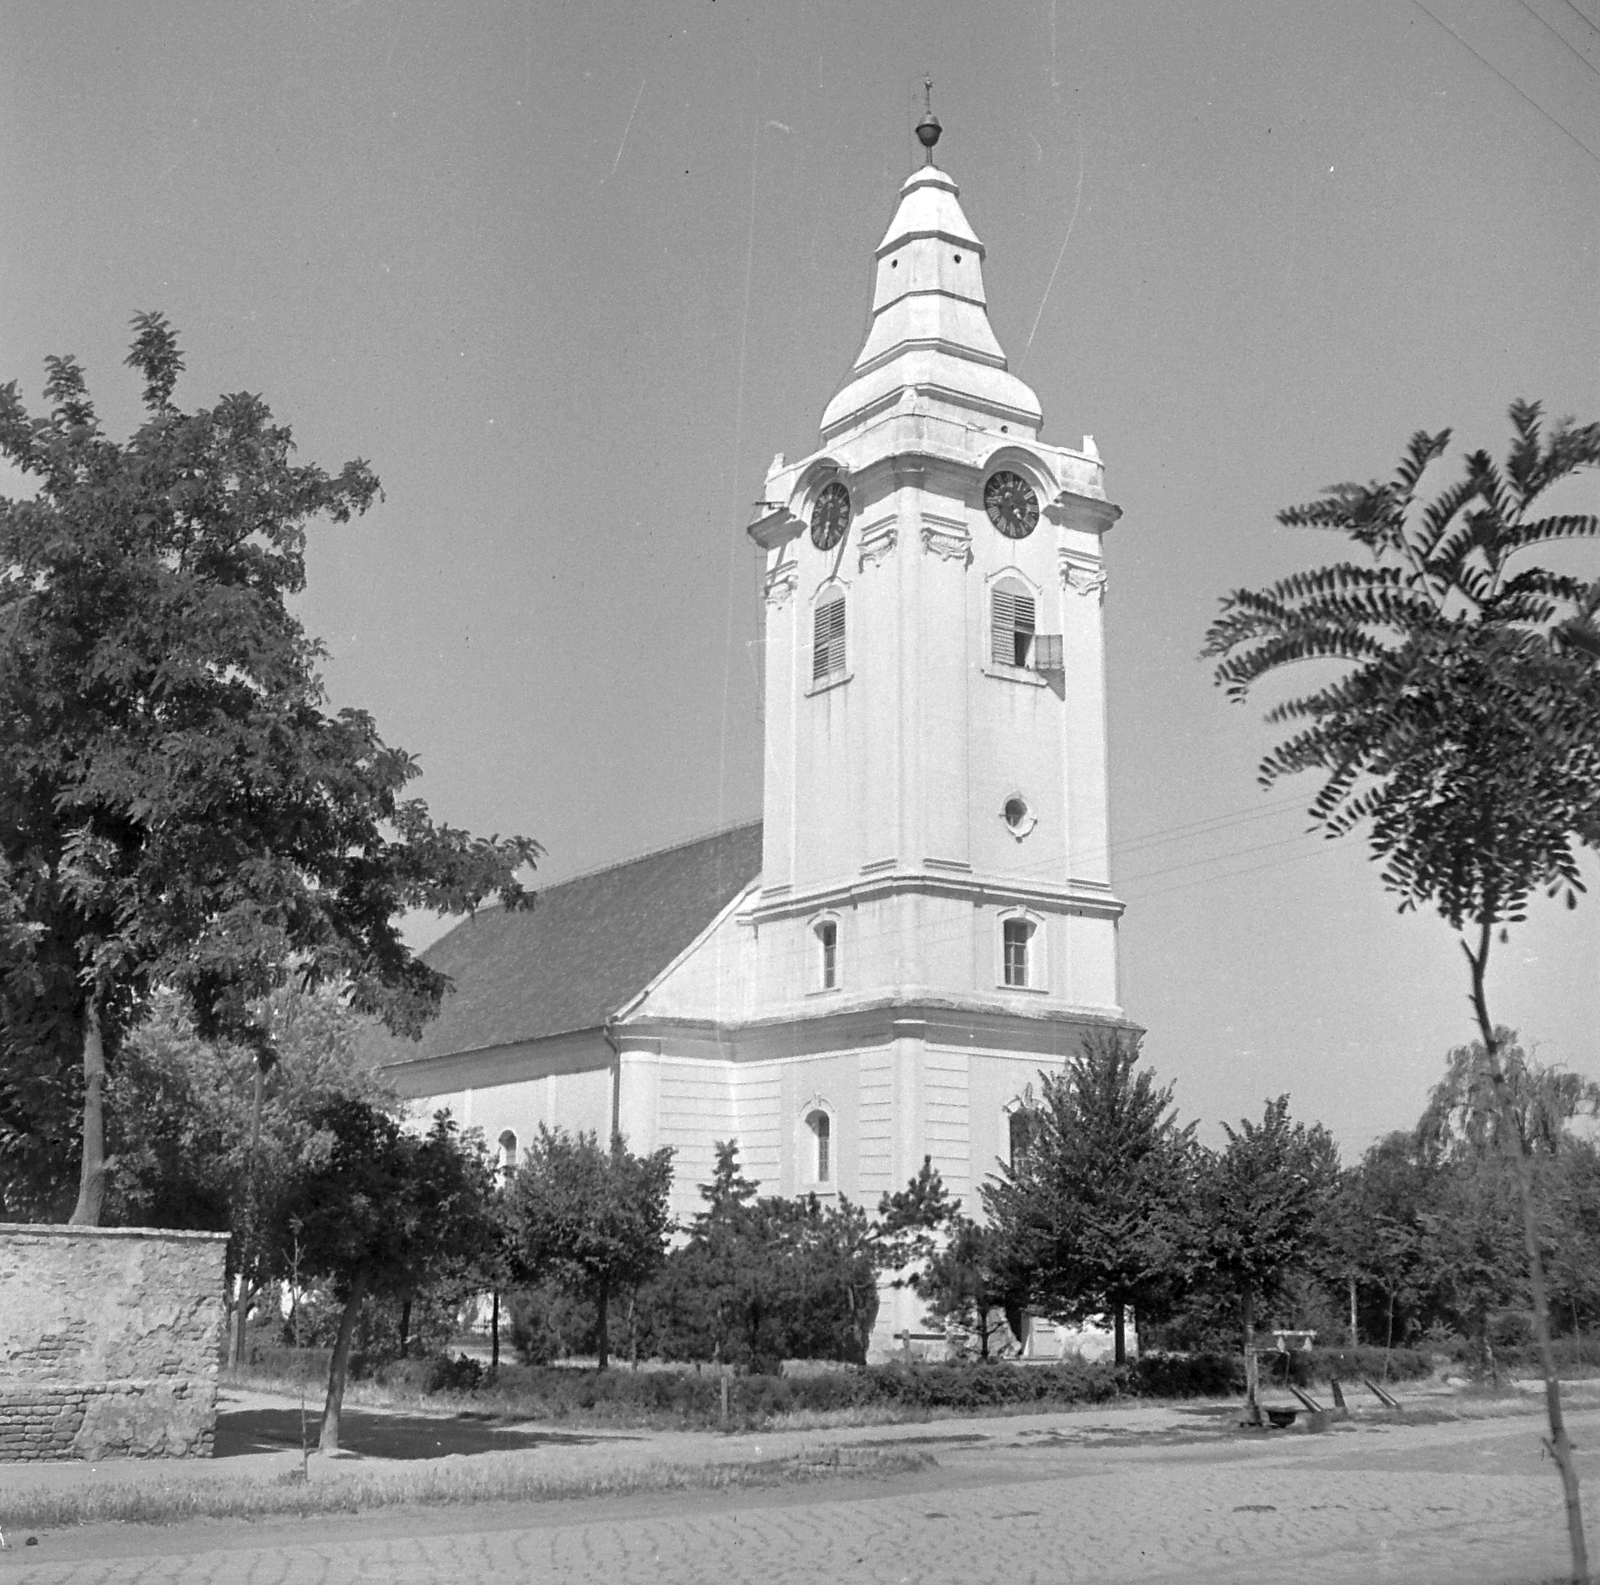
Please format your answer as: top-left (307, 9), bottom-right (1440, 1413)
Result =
top-left (320, 1268), bottom-right (370, 1453)
top-left (232, 1276), bottom-right (258, 1372)
top-left (595, 1279), bottom-right (610, 1372)
top-left (233, 1056), bottom-right (266, 1373)
top-left (979, 1306), bottom-right (990, 1361)
top-left (1349, 1274), bottom-right (1359, 1349)
top-left (1465, 924), bottom-right (1588, 1582)
top-left (1242, 1287), bottom-right (1261, 1426)
top-left (399, 1296), bottom-right (411, 1360)
top-left (491, 1290), bottom-right (500, 1372)
top-left (68, 1000), bottom-right (111, 1226)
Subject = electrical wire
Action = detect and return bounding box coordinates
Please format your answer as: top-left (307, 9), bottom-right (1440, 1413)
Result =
top-left (1515, 0), bottom-right (1600, 77)
top-left (1412, 0), bottom-right (1600, 164)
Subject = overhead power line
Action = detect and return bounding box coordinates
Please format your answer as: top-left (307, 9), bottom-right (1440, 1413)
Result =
top-left (1412, 0), bottom-right (1600, 165)
top-left (1514, 0), bottom-right (1600, 78)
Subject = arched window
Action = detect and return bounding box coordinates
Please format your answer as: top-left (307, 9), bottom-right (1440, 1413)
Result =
top-left (806, 1109), bottom-right (832, 1184)
top-left (1008, 1108), bottom-right (1033, 1170)
top-left (498, 1129), bottom-right (518, 1179)
top-left (815, 917), bottom-right (838, 990)
top-left (813, 591), bottom-right (846, 684)
top-left (1002, 917), bottom-right (1034, 988)
top-left (991, 579), bottom-right (1035, 669)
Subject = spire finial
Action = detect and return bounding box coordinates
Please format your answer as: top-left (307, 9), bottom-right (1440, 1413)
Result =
top-left (915, 77), bottom-right (941, 165)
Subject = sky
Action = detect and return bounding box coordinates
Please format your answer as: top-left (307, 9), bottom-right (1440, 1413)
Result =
top-left (2, 0), bottom-right (1597, 1155)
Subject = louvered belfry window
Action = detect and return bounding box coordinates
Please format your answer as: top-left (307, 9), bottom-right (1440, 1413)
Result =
top-left (992, 585), bottom-right (1036, 668)
top-left (813, 592), bottom-right (847, 683)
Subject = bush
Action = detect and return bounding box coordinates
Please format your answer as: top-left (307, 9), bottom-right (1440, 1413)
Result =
top-left (238, 1347), bottom-right (1335, 1430)
top-left (509, 1281), bottom-right (598, 1365)
top-left (1128, 1353), bottom-right (1243, 1397)
top-left (1288, 1346), bottom-right (1434, 1386)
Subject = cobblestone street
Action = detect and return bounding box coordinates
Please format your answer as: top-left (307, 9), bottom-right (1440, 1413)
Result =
top-left (2, 1399), bottom-right (1591, 1584)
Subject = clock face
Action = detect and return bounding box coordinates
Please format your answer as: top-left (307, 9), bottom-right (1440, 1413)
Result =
top-left (985, 471), bottom-right (1039, 540)
top-left (810, 482), bottom-right (851, 551)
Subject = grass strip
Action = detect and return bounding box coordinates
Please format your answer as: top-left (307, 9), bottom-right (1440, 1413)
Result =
top-left (2, 1446), bottom-right (935, 1531)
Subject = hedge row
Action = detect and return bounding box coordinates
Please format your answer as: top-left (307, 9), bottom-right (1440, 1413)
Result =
top-left (241, 1346), bottom-right (1439, 1428)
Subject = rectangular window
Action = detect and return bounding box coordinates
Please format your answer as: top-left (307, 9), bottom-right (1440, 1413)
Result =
top-left (991, 589), bottom-right (1035, 668)
top-left (818, 920), bottom-right (837, 988)
top-left (1003, 918), bottom-right (1032, 987)
top-left (813, 594), bottom-right (847, 684)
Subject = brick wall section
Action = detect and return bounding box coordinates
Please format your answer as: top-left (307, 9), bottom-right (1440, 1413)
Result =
top-left (0, 1224), bottom-right (228, 1460)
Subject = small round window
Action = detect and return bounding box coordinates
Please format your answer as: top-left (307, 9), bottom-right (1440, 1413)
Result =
top-left (1001, 794), bottom-right (1037, 840)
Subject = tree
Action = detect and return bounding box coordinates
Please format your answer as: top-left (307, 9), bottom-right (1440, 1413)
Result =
top-left (0, 316), bottom-right (540, 1225)
top-left (640, 1145), bottom-right (950, 1370)
top-left (913, 1216), bottom-right (1022, 1360)
top-left (275, 1099), bottom-right (498, 1450)
top-left (103, 985), bottom-right (398, 1360)
top-left (1333, 1132), bottom-right (1441, 1358)
top-left (982, 1030), bottom-right (1194, 1362)
top-left (505, 1126), bottom-right (674, 1371)
top-left (1193, 1097), bottom-right (1340, 1423)
top-left (1417, 1029), bottom-right (1600, 1161)
top-left (1204, 401), bottom-right (1600, 1576)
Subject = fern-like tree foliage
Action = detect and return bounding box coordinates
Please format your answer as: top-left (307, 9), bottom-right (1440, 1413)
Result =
top-left (1204, 400), bottom-right (1600, 1582)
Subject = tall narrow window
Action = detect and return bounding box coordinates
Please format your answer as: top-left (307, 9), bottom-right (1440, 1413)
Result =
top-left (1008, 1109), bottom-right (1033, 1170)
top-left (816, 919), bottom-right (838, 989)
top-left (991, 584), bottom-right (1035, 668)
top-left (813, 592), bottom-right (847, 684)
top-left (807, 1109), bottom-right (831, 1183)
top-left (498, 1129), bottom-right (519, 1180)
top-left (1002, 918), bottom-right (1033, 987)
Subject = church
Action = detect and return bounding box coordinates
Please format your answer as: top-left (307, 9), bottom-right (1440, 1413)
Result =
top-left (379, 115), bottom-right (1136, 1357)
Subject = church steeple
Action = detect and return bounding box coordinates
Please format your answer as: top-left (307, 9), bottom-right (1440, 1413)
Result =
top-left (820, 136), bottom-right (1044, 442)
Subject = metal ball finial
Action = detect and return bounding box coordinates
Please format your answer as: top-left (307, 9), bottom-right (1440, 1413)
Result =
top-left (916, 77), bottom-right (941, 164)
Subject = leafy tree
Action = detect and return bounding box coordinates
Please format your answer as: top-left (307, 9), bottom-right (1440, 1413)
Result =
top-left (1546, 1141), bottom-right (1600, 1343)
top-left (641, 1141), bottom-right (880, 1370)
top-left (1335, 1132), bottom-right (1441, 1356)
top-left (0, 316), bottom-right (540, 1225)
top-left (1418, 1156), bottom-right (1526, 1375)
top-left (1204, 401), bottom-right (1600, 1574)
top-left (274, 1100), bottom-right (498, 1449)
top-left (104, 985), bottom-right (397, 1358)
top-left (1416, 1029), bottom-right (1600, 1161)
top-left (982, 1030), bottom-right (1195, 1362)
top-left (1193, 1096), bottom-right (1339, 1423)
top-left (505, 1126), bottom-right (674, 1371)
top-left (640, 1144), bottom-right (953, 1370)
top-left (912, 1216), bottom-right (1022, 1359)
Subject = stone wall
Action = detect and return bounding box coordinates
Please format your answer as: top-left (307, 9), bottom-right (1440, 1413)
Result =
top-left (0, 1224), bottom-right (228, 1460)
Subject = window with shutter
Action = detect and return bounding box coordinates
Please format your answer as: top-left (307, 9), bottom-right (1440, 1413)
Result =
top-left (816, 918), bottom-right (838, 989)
top-left (813, 593), bottom-right (847, 683)
top-left (991, 585), bottom-right (1035, 668)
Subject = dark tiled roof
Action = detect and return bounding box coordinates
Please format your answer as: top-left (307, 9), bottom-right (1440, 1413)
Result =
top-left (381, 822), bottom-right (763, 1063)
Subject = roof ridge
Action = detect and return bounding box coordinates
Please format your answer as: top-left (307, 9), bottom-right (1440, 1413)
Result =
top-left (547, 817), bottom-right (762, 890)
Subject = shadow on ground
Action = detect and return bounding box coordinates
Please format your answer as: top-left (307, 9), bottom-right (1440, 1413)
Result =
top-left (215, 1408), bottom-right (616, 1460)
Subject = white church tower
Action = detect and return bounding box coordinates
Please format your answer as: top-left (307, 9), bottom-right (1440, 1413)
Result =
top-left (379, 110), bottom-right (1133, 1359)
top-left (734, 113), bottom-right (1129, 1342)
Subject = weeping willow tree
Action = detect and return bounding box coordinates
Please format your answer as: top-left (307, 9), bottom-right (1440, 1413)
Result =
top-left (1204, 401), bottom-right (1600, 1583)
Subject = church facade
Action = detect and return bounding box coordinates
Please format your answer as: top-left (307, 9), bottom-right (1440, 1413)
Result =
top-left (380, 133), bottom-right (1135, 1357)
